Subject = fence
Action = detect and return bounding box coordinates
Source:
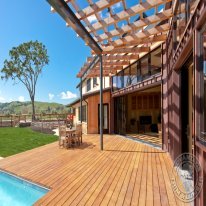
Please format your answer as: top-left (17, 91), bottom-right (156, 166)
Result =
top-left (0, 113), bottom-right (68, 128)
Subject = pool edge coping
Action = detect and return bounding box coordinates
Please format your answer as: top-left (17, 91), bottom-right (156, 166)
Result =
top-left (0, 169), bottom-right (51, 191)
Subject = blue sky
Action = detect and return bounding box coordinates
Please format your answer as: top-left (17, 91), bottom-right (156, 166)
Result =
top-left (0, 0), bottom-right (90, 104)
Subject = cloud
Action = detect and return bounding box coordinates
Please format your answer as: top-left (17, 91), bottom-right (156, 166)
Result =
top-left (87, 15), bottom-right (97, 23)
top-left (60, 91), bottom-right (77, 100)
top-left (18, 96), bottom-right (25, 102)
top-left (48, 93), bottom-right (55, 100)
top-left (0, 96), bottom-right (6, 103)
top-left (0, 91), bottom-right (6, 103)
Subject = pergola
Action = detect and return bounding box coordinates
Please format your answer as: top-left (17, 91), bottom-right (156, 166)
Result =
top-left (47, 0), bottom-right (174, 150)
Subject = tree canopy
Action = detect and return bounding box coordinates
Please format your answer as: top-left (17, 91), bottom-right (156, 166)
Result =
top-left (1, 40), bottom-right (49, 119)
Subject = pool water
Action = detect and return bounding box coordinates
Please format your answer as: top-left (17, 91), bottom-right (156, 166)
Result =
top-left (0, 171), bottom-right (49, 206)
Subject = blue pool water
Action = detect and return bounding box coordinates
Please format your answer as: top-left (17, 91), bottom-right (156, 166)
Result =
top-left (0, 171), bottom-right (49, 206)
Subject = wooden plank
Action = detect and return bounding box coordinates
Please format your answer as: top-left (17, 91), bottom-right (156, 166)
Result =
top-left (78, 0), bottom-right (122, 21)
top-left (0, 134), bottom-right (188, 206)
top-left (113, 34), bottom-right (167, 48)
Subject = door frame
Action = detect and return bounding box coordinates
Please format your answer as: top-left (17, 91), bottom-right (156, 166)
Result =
top-left (98, 103), bottom-right (109, 134)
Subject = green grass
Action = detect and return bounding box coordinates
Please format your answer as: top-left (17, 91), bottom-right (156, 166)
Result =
top-left (0, 127), bottom-right (58, 157)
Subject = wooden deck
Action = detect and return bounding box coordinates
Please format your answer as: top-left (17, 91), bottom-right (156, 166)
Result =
top-left (0, 134), bottom-right (188, 206)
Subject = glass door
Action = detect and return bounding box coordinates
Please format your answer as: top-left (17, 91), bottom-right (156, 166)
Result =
top-left (98, 104), bottom-right (109, 134)
top-left (114, 96), bottom-right (126, 135)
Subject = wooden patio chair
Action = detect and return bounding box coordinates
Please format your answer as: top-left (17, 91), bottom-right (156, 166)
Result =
top-left (73, 124), bottom-right (82, 146)
top-left (59, 125), bottom-right (70, 148)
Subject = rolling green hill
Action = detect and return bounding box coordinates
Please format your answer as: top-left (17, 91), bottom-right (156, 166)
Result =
top-left (0, 101), bottom-right (69, 115)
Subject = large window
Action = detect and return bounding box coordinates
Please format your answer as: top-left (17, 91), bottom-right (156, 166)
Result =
top-left (87, 79), bottom-right (91, 92)
top-left (141, 56), bottom-right (149, 79)
top-left (111, 46), bottom-right (161, 91)
top-left (124, 67), bottom-right (131, 87)
top-left (112, 75), bottom-right (118, 92)
top-left (131, 63), bottom-right (137, 84)
top-left (151, 47), bottom-right (162, 75)
top-left (78, 105), bottom-right (87, 122)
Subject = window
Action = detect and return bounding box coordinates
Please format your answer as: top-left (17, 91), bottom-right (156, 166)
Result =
top-left (87, 79), bottom-right (91, 92)
top-left (151, 47), bottom-right (161, 75)
top-left (111, 46), bottom-right (161, 91)
top-left (141, 56), bottom-right (149, 79)
top-left (124, 67), bottom-right (131, 87)
top-left (78, 105), bottom-right (87, 122)
top-left (112, 75), bottom-right (118, 92)
top-left (131, 63), bottom-right (137, 84)
top-left (93, 77), bottom-right (97, 87)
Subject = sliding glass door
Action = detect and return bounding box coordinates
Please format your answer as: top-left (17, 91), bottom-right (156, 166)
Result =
top-left (114, 96), bottom-right (126, 135)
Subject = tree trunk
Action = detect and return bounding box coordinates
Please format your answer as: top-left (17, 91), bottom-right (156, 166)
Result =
top-left (31, 96), bottom-right (35, 121)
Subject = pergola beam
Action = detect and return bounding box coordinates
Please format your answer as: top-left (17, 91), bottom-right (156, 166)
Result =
top-left (85, 0), bottom-right (172, 33)
top-left (47, 0), bottom-right (102, 54)
top-left (113, 34), bottom-right (167, 48)
top-left (110, 23), bottom-right (169, 47)
top-left (96, 9), bottom-right (173, 42)
top-left (92, 46), bottom-right (150, 55)
top-left (87, 54), bottom-right (139, 61)
top-left (85, 61), bottom-right (130, 67)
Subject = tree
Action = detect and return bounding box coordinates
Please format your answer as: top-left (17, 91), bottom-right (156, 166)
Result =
top-left (1, 41), bottom-right (49, 120)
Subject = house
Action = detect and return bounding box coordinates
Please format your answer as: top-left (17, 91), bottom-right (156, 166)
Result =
top-left (68, 76), bottom-right (112, 134)
top-left (50, 0), bottom-right (206, 205)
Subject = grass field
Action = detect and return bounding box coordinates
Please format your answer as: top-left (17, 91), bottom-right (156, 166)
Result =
top-left (0, 127), bottom-right (58, 157)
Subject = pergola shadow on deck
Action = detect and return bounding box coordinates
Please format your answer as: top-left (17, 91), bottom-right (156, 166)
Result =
top-left (0, 135), bottom-right (188, 206)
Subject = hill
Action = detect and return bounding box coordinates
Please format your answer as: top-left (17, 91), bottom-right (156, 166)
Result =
top-left (0, 101), bottom-right (69, 115)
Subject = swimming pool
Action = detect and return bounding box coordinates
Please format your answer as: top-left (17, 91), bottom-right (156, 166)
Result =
top-left (0, 170), bottom-right (49, 206)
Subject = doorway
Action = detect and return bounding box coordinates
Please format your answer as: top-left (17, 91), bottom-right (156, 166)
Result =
top-left (181, 56), bottom-right (193, 154)
top-left (114, 96), bottom-right (126, 135)
top-left (98, 103), bottom-right (109, 134)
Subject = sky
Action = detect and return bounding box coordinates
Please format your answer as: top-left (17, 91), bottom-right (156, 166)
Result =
top-left (0, 1), bottom-right (163, 105)
top-left (0, 0), bottom-right (91, 105)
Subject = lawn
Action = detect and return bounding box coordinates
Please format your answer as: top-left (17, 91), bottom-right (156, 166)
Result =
top-left (0, 127), bottom-right (58, 157)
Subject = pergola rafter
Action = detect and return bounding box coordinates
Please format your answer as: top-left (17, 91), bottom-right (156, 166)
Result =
top-left (48, 0), bottom-right (173, 78)
top-left (84, 0), bottom-right (172, 33)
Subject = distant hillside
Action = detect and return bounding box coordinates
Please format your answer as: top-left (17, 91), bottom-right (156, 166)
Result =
top-left (0, 101), bottom-right (69, 115)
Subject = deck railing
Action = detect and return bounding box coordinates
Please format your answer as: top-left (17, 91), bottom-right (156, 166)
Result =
top-left (0, 113), bottom-right (68, 128)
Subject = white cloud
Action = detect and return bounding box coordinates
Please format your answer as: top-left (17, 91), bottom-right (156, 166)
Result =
top-left (18, 96), bottom-right (25, 102)
top-left (0, 91), bottom-right (6, 103)
top-left (60, 91), bottom-right (77, 100)
top-left (48, 93), bottom-right (55, 100)
top-left (0, 96), bottom-right (6, 103)
top-left (87, 15), bottom-right (97, 23)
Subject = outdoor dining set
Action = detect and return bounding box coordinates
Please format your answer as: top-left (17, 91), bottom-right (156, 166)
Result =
top-left (59, 123), bottom-right (82, 149)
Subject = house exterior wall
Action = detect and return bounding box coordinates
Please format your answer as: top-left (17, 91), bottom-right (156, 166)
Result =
top-left (70, 89), bottom-right (111, 134)
top-left (162, 1), bottom-right (206, 205)
top-left (82, 77), bottom-right (110, 95)
top-left (87, 90), bottom-right (111, 134)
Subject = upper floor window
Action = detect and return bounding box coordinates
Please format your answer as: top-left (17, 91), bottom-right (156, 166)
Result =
top-left (87, 78), bottom-right (91, 92)
top-left (93, 77), bottom-right (97, 88)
